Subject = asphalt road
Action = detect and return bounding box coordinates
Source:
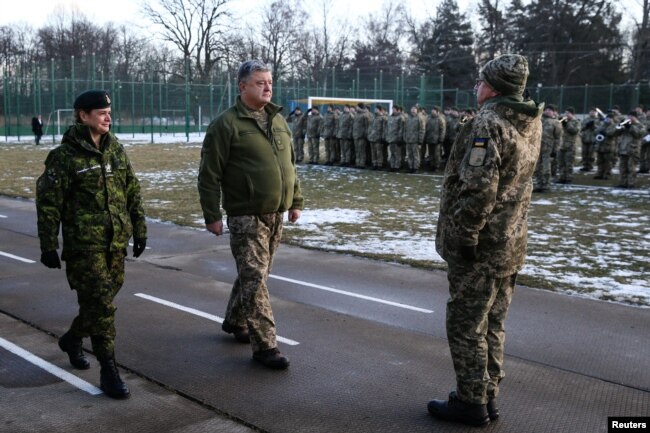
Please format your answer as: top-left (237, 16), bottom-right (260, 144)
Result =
top-left (1, 195), bottom-right (649, 433)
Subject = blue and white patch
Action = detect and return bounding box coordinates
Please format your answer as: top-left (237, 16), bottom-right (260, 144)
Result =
top-left (469, 137), bottom-right (488, 166)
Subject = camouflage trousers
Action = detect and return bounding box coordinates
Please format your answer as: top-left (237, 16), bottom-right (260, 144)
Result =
top-left (427, 142), bottom-right (441, 170)
top-left (324, 137), bottom-right (337, 164)
top-left (308, 137), bottom-right (320, 163)
top-left (405, 142), bottom-right (420, 170)
top-left (534, 149), bottom-right (552, 190)
top-left (370, 141), bottom-right (383, 167)
top-left (293, 137), bottom-right (305, 163)
top-left (557, 147), bottom-right (575, 182)
top-left (388, 143), bottom-right (403, 169)
top-left (595, 151), bottom-right (613, 178)
top-left (640, 142), bottom-right (650, 172)
top-left (445, 265), bottom-right (516, 405)
top-left (581, 141), bottom-right (595, 171)
top-left (354, 138), bottom-right (368, 168)
top-left (618, 154), bottom-right (639, 187)
top-left (341, 139), bottom-right (354, 165)
top-left (65, 250), bottom-right (126, 358)
top-left (225, 213), bottom-right (283, 352)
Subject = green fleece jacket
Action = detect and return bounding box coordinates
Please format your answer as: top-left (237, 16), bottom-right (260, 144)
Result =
top-left (198, 97), bottom-right (304, 223)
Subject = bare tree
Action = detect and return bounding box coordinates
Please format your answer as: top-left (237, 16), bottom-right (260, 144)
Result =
top-left (142, 0), bottom-right (232, 83)
top-left (630, 0), bottom-right (650, 81)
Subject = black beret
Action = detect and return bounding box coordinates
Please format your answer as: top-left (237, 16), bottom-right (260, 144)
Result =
top-left (74, 90), bottom-right (111, 110)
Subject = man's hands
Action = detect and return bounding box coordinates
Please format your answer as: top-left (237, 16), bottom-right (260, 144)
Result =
top-left (206, 220), bottom-right (224, 236)
top-left (288, 209), bottom-right (301, 223)
top-left (133, 238), bottom-right (147, 258)
top-left (40, 251), bottom-right (61, 269)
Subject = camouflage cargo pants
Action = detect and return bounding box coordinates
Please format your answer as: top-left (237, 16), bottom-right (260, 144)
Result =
top-left (341, 139), bottom-right (354, 165)
top-left (405, 142), bottom-right (420, 170)
top-left (225, 213), bottom-right (283, 352)
top-left (293, 137), bottom-right (305, 163)
top-left (445, 265), bottom-right (516, 405)
top-left (534, 149), bottom-right (552, 190)
top-left (354, 138), bottom-right (368, 168)
top-left (557, 147), bottom-right (575, 182)
top-left (65, 250), bottom-right (126, 358)
top-left (618, 154), bottom-right (638, 187)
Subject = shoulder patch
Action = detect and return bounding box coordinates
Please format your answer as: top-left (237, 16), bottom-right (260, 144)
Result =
top-left (469, 137), bottom-right (488, 166)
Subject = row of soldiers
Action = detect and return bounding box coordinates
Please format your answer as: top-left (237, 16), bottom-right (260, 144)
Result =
top-left (536, 104), bottom-right (649, 191)
top-left (287, 103), bottom-right (473, 174)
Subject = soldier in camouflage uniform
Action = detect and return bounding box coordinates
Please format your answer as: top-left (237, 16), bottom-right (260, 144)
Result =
top-left (533, 104), bottom-right (562, 192)
top-left (339, 105), bottom-right (355, 167)
top-left (36, 90), bottom-right (147, 399)
top-left (368, 105), bottom-right (387, 170)
top-left (386, 106), bottom-right (405, 172)
top-left (404, 105), bottom-right (426, 173)
top-left (198, 60), bottom-right (303, 370)
top-left (442, 107), bottom-right (459, 167)
top-left (429, 54), bottom-right (542, 427)
top-left (306, 106), bottom-right (323, 164)
top-left (593, 110), bottom-right (623, 180)
top-left (352, 102), bottom-right (373, 168)
top-left (321, 104), bottom-right (337, 165)
top-left (425, 106), bottom-right (446, 171)
top-left (555, 107), bottom-right (581, 184)
top-left (287, 106), bottom-right (307, 163)
top-left (614, 112), bottom-right (645, 188)
top-left (579, 108), bottom-right (601, 172)
top-left (333, 107), bottom-right (342, 164)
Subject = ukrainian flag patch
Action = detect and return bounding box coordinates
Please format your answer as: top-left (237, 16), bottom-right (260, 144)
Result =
top-left (469, 137), bottom-right (488, 166)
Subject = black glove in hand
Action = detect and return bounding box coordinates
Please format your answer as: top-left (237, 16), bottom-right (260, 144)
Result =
top-left (41, 251), bottom-right (61, 269)
top-left (133, 238), bottom-right (146, 258)
top-left (459, 245), bottom-right (477, 261)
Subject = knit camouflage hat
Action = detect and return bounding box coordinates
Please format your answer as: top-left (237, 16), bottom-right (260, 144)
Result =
top-left (479, 54), bottom-right (529, 96)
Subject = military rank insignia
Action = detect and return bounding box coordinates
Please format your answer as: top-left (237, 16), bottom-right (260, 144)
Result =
top-left (469, 137), bottom-right (488, 166)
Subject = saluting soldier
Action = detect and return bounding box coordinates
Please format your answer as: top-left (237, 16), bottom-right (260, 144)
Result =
top-left (425, 106), bottom-right (446, 171)
top-left (386, 106), bottom-right (405, 172)
top-left (36, 90), bottom-right (147, 399)
top-left (339, 105), bottom-right (355, 167)
top-left (403, 105), bottom-right (426, 173)
top-left (306, 106), bottom-right (323, 164)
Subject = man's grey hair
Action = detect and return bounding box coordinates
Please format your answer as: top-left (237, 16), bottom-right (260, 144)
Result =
top-left (237, 60), bottom-right (272, 84)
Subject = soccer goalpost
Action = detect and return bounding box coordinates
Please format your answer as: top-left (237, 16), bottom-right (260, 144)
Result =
top-left (44, 109), bottom-right (75, 136)
top-left (306, 96), bottom-right (394, 113)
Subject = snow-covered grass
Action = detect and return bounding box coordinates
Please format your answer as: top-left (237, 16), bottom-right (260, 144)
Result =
top-left (2, 139), bottom-right (648, 307)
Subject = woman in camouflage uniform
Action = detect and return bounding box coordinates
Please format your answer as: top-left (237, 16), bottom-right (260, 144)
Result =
top-left (36, 90), bottom-right (147, 399)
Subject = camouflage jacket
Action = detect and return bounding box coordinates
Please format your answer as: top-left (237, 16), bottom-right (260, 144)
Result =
top-left (288, 112), bottom-right (307, 138)
top-left (367, 112), bottom-right (387, 142)
top-left (338, 111), bottom-right (354, 139)
top-left (580, 115), bottom-right (600, 144)
top-left (616, 122), bottom-right (645, 156)
top-left (425, 114), bottom-right (446, 144)
top-left (352, 108), bottom-right (372, 139)
top-left (403, 112), bottom-right (426, 144)
top-left (321, 111), bottom-right (338, 139)
top-left (36, 124), bottom-right (147, 257)
top-left (386, 113), bottom-right (404, 144)
top-left (597, 116), bottom-right (625, 153)
top-left (541, 114), bottom-right (562, 155)
top-left (306, 112), bottom-right (323, 138)
top-left (436, 95), bottom-right (543, 277)
top-left (560, 118), bottom-right (581, 150)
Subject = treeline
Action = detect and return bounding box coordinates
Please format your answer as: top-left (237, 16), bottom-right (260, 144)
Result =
top-left (1, 0), bottom-right (648, 91)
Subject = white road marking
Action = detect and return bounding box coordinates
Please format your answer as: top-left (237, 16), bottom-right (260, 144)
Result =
top-left (0, 251), bottom-right (36, 263)
top-left (269, 274), bottom-right (434, 314)
top-left (0, 214), bottom-right (7, 218)
top-left (0, 336), bottom-right (102, 395)
top-left (134, 293), bottom-right (300, 346)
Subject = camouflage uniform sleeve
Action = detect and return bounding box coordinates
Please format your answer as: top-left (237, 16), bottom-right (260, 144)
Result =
top-left (35, 149), bottom-right (67, 252)
top-left (418, 116), bottom-right (426, 144)
top-left (630, 122), bottom-right (645, 139)
top-left (566, 119), bottom-right (581, 136)
top-left (553, 122), bottom-right (562, 152)
top-left (124, 151), bottom-right (147, 239)
top-left (438, 117), bottom-right (446, 144)
top-left (198, 119), bottom-right (230, 223)
top-left (454, 120), bottom-right (500, 246)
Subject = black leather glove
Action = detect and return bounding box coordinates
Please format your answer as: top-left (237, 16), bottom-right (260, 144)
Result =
top-left (40, 251), bottom-right (61, 269)
top-left (459, 245), bottom-right (477, 261)
top-left (133, 238), bottom-right (146, 258)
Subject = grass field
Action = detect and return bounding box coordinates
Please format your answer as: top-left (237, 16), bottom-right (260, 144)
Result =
top-left (2, 140), bottom-right (649, 307)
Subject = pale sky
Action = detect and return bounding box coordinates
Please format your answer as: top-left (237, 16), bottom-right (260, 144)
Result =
top-left (0, 0), bottom-right (640, 34)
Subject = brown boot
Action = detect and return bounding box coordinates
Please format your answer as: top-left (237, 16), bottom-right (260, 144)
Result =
top-left (253, 347), bottom-right (290, 370)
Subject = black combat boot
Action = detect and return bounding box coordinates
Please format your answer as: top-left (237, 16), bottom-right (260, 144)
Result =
top-left (222, 321), bottom-right (250, 344)
top-left (427, 391), bottom-right (489, 427)
top-left (253, 347), bottom-right (290, 370)
top-left (487, 398), bottom-right (499, 421)
top-left (98, 355), bottom-right (130, 399)
top-left (58, 331), bottom-right (90, 370)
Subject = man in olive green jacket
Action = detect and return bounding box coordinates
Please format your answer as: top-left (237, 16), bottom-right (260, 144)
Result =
top-left (198, 60), bottom-right (303, 370)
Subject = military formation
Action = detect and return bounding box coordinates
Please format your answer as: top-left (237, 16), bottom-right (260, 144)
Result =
top-left (287, 101), bottom-right (484, 174)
